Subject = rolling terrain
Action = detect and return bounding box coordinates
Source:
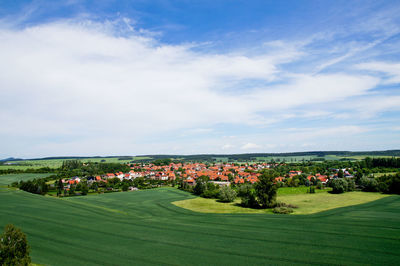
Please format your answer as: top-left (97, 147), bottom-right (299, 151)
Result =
top-left (0, 174), bottom-right (399, 265)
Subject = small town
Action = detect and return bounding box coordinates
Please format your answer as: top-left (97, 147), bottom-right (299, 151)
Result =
top-left (59, 161), bottom-right (353, 192)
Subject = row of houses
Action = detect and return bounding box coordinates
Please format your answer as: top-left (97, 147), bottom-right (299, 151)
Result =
top-left (62, 162), bottom-right (353, 186)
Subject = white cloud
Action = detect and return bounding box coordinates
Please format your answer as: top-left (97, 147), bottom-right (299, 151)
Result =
top-left (241, 143), bottom-right (261, 150)
top-left (356, 61), bottom-right (400, 84)
top-left (0, 18), bottom-right (396, 156)
top-left (221, 144), bottom-right (234, 150)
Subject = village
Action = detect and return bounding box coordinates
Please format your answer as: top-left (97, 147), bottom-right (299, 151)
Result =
top-left (60, 161), bottom-right (353, 190)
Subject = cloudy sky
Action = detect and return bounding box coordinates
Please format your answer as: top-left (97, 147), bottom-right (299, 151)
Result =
top-left (1, 0), bottom-right (400, 158)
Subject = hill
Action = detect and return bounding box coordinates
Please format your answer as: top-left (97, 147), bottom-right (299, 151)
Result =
top-left (0, 181), bottom-right (399, 265)
top-left (2, 149), bottom-right (400, 164)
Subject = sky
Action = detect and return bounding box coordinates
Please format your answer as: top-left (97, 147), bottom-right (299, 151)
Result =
top-left (1, 0), bottom-right (400, 158)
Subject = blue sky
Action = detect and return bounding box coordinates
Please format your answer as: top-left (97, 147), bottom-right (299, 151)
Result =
top-left (1, 0), bottom-right (400, 158)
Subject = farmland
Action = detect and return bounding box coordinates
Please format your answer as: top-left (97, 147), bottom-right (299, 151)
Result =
top-left (0, 173), bottom-right (53, 186)
top-left (0, 157), bottom-right (152, 170)
top-left (1, 150), bottom-right (400, 171)
top-left (0, 176), bottom-right (399, 265)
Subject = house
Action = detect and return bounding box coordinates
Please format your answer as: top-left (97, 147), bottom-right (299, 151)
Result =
top-left (209, 181), bottom-right (231, 187)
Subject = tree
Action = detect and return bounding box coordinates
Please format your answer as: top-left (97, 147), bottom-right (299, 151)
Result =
top-left (219, 186), bottom-right (237, 202)
top-left (57, 179), bottom-right (64, 196)
top-left (193, 175), bottom-right (208, 195)
top-left (331, 178), bottom-right (348, 194)
top-left (122, 182), bottom-right (129, 192)
top-left (69, 184), bottom-right (75, 196)
top-left (255, 171), bottom-right (278, 208)
top-left (360, 177), bottom-right (379, 192)
top-left (0, 224), bottom-right (31, 266)
top-left (238, 184), bottom-right (258, 208)
top-left (338, 169), bottom-right (344, 179)
top-left (81, 182), bottom-right (89, 195)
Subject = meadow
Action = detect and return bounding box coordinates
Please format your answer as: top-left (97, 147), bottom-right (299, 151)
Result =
top-left (173, 188), bottom-right (389, 214)
top-left (0, 174), bottom-right (399, 265)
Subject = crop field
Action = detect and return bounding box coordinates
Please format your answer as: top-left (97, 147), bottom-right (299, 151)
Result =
top-left (0, 178), bottom-right (399, 266)
top-left (0, 156), bottom-right (152, 170)
top-left (0, 173), bottom-right (53, 186)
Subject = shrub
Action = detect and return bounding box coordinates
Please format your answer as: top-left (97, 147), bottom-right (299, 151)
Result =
top-left (360, 177), bottom-right (379, 192)
top-left (201, 189), bottom-right (219, 199)
top-left (275, 202), bottom-right (298, 208)
top-left (347, 179), bottom-right (356, 191)
top-left (273, 207), bottom-right (293, 214)
top-left (218, 186), bottom-right (237, 202)
top-left (331, 178), bottom-right (348, 194)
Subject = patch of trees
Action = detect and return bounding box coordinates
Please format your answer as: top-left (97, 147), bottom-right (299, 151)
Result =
top-left (152, 158), bottom-right (172, 166)
top-left (364, 157), bottom-right (400, 168)
top-left (378, 173), bottom-right (400, 194)
top-left (179, 176), bottom-right (237, 203)
top-left (328, 173), bottom-right (400, 195)
top-left (0, 167), bottom-right (53, 175)
top-left (13, 179), bottom-right (49, 195)
top-left (58, 160), bottom-right (130, 178)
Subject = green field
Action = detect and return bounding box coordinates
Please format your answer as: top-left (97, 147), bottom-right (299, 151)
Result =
top-left (0, 173), bottom-right (53, 187)
top-left (173, 188), bottom-right (389, 215)
top-left (0, 175), bottom-right (400, 265)
top-left (0, 156), bottom-right (152, 170)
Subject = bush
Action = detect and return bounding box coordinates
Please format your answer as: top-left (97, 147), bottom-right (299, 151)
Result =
top-left (331, 178), bottom-right (348, 194)
top-left (201, 189), bottom-right (219, 199)
top-left (275, 202), bottom-right (298, 208)
top-left (0, 224), bottom-right (31, 266)
top-left (360, 177), bottom-right (379, 192)
top-left (218, 186), bottom-right (237, 202)
top-left (273, 207), bottom-right (293, 214)
top-left (347, 179), bottom-right (356, 191)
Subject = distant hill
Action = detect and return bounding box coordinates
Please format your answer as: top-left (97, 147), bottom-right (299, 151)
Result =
top-left (4, 150), bottom-right (400, 162)
top-left (0, 157), bottom-right (23, 162)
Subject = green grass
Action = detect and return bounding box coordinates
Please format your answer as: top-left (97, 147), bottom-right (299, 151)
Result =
top-left (277, 186), bottom-right (331, 195)
top-left (0, 173), bottom-right (53, 186)
top-left (173, 188), bottom-right (388, 215)
top-left (280, 191), bottom-right (389, 214)
top-left (0, 187), bottom-right (399, 265)
top-left (173, 197), bottom-right (274, 214)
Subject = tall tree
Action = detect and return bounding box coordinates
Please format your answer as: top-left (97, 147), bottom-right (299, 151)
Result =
top-left (255, 171), bottom-right (278, 208)
top-left (0, 224), bottom-right (31, 266)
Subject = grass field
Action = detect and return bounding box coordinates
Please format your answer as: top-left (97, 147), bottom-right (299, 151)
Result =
top-left (0, 156), bottom-right (152, 170)
top-left (173, 188), bottom-right (389, 215)
top-left (0, 173), bottom-right (53, 187)
top-left (0, 177), bottom-right (399, 265)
